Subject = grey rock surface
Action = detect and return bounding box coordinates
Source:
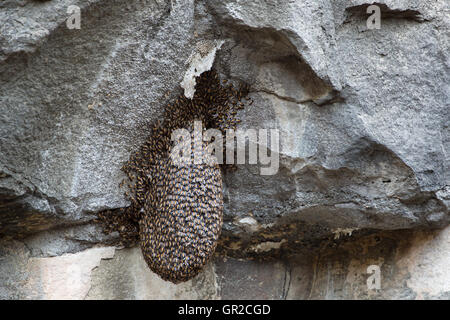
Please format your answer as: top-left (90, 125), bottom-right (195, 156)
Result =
top-left (0, 0), bottom-right (449, 299)
top-left (210, 0), bottom-right (449, 234)
top-left (1, 0), bottom-right (197, 234)
top-left (1, 226), bottom-right (449, 299)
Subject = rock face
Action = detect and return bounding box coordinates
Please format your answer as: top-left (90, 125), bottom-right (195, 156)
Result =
top-left (0, 0), bottom-right (448, 299)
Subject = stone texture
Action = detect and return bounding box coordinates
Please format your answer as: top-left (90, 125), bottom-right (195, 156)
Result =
top-left (215, 257), bottom-right (287, 299)
top-left (1, 0), bottom-right (448, 236)
top-left (291, 226), bottom-right (450, 300)
top-left (210, 0), bottom-right (449, 234)
top-left (1, 226), bottom-right (449, 299)
top-left (0, 0), bottom-right (449, 299)
top-left (27, 246), bottom-right (115, 300)
top-left (86, 247), bottom-right (218, 300)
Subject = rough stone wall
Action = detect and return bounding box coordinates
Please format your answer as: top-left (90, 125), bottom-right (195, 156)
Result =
top-left (0, 0), bottom-right (448, 299)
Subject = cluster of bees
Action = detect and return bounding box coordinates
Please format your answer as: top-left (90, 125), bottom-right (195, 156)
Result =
top-left (97, 70), bottom-right (250, 283)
